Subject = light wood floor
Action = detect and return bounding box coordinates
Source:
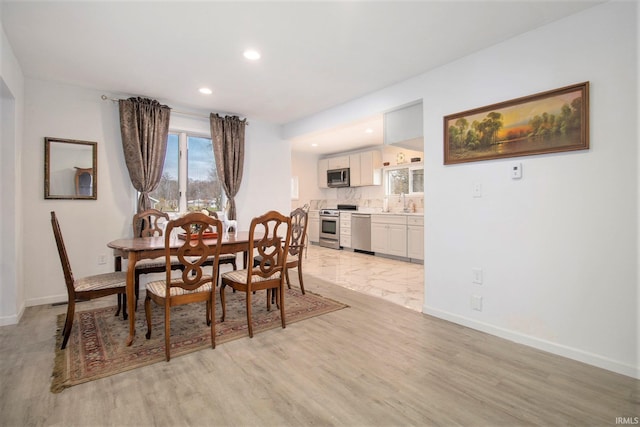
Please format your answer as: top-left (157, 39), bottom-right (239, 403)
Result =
top-left (0, 265), bottom-right (638, 426)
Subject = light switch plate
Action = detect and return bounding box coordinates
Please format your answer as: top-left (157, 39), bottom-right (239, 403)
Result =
top-left (511, 162), bottom-right (523, 179)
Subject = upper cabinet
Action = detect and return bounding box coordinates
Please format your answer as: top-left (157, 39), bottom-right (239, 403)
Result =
top-left (318, 158), bottom-right (329, 189)
top-left (357, 150), bottom-right (382, 186)
top-left (318, 149), bottom-right (382, 188)
top-left (384, 102), bottom-right (424, 152)
top-left (327, 156), bottom-right (349, 170)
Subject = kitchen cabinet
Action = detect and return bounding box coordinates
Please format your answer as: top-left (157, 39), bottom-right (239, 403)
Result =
top-left (328, 156), bottom-right (349, 170)
top-left (348, 150), bottom-right (382, 187)
top-left (340, 212), bottom-right (352, 248)
top-left (349, 154), bottom-right (361, 187)
top-left (308, 210), bottom-right (320, 243)
top-left (384, 102), bottom-right (424, 151)
top-left (407, 216), bottom-right (424, 261)
top-left (359, 150), bottom-right (382, 186)
top-left (317, 158), bottom-right (328, 189)
top-left (371, 214), bottom-right (407, 258)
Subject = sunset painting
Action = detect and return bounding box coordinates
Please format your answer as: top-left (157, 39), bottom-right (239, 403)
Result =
top-left (444, 82), bottom-right (589, 165)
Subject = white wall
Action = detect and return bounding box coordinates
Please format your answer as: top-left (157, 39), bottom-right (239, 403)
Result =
top-left (284, 2), bottom-right (639, 378)
top-left (0, 10), bottom-right (25, 326)
top-left (21, 79), bottom-right (290, 306)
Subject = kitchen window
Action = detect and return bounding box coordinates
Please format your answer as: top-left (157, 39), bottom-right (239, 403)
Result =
top-left (149, 132), bottom-right (224, 213)
top-left (384, 165), bottom-right (424, 196)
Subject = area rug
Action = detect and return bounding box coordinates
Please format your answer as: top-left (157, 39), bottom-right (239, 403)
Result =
top-left (51, 286), bottom-right (347, 393)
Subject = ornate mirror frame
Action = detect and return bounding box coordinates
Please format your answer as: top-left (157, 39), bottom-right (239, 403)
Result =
top-left (44, 137), bottom-right (97, 200)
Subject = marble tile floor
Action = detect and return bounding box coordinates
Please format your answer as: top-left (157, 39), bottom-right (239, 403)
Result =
top-left (300, 243), bottom-right (424, 311)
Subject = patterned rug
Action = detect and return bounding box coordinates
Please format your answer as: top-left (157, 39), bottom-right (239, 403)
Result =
top-left (51, 286), bottom-right (347, 393)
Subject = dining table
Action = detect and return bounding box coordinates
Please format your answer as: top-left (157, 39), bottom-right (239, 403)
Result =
top-left (107, 231), bottom-right (260, 346)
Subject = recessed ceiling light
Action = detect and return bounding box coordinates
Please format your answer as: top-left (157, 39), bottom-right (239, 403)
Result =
top-left (311, 143), bottom-right (318, 147)
top-left (365, 128), bottom-right (373, 133)
top-left (199, 88), bottom-right (212, 95)
top-left (243, 49), bottom-right (261, 60)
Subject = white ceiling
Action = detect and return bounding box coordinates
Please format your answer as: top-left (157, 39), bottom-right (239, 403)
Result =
top-left (1, 0), bottom-right (602, 154)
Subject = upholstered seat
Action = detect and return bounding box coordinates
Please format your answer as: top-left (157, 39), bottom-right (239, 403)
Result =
top-left (146, 277), bottom-right (213, 297)
top-left (74, 272), bottom-right (129, 292)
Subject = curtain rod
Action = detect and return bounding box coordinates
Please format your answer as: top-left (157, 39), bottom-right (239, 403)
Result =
top-left (100, 95), bottom-right (249, 125)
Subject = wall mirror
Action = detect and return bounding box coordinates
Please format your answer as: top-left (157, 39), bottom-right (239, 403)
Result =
top-left (45, 137), bottom-right (97, 200)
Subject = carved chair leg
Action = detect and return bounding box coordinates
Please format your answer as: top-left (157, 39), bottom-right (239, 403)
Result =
top-left (220, 283), bottom-right (227, 322)
top-left (61, 299), bottom-right (76, 349)
top-left (246, 291), bottom-right (253, 338)
top-left (164, 304), bottom-right (171, 361)
top-left (297, 265), bottom-right (305, 295)
top-left (144, 296), bottom-right (152, 339)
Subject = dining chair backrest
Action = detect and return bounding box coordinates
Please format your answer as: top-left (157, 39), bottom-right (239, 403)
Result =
top-left (133, 209), bottom-right (169, 238)
top-left (248, 210), bottom-right (292, 285)
top-left (288, 207), bottom-right (308, 258)
top-left (164, 212), bottom-right (223, 293)
top-left (50, 211), bottom-right (75, 296)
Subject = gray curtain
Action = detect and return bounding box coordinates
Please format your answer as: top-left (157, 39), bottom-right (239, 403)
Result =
top-left (119, 97), bottom-right (171, 213)
top-left (209, 113), bottom-right (246, 220)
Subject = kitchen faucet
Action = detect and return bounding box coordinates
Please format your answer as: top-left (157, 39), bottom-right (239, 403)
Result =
top-left (401, 193), bottom-right (410, 213)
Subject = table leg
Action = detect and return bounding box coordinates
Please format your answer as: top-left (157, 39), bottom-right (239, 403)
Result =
top-left (126, 253), bottom-right (137, 346)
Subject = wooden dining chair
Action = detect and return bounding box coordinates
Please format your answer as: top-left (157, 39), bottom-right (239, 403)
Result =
top-left (220, 210), bottom-right (292, 338)
top-left (144, 212), bottom-right (223, 361)
top-left (50, 211), bottom-right (128, 350)
top-left (283, 206), bottom-right (309, 294)
top-left (254, 206), bottom-right (309, 304)
top-left (201, 210), bottom-right (237, 274)
top-left (130, 209), bottom-right (185, 309)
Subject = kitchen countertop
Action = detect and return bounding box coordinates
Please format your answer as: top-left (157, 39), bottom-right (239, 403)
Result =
top-left (356, 208), bottom-right (423, 216)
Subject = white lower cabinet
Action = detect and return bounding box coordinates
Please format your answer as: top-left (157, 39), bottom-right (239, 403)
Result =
top-left (308, 210), bottom-right (320, 243)
top-left (407, 216), bottom-right (424, 261)
top-left (340, 212), bottom-right (352, 248)
top-left (371, 215), bottom-right (407, 258)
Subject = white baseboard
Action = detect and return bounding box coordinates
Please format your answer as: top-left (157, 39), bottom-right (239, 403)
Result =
top-left (423, 304), bottom-right (640, 380)
top-left (26, 294), bottom-right (67, 307)
top-left (0, 302), bottom-right (25, 326)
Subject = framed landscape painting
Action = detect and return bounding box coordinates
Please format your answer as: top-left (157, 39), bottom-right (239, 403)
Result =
top-left (444, 82), bottom-right (589, 165)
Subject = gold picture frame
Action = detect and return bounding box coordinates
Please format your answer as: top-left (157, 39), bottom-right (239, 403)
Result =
top-left (444, 82), bottom-right (589, 165)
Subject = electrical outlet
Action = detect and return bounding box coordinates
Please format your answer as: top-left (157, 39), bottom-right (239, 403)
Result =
top-left (472, 268), bottom-right (483, 284)
top-left (472, 182), bottom-right (482, 198)
top-left (97, 254), bottom-right (107, 265)
top-left (471, 295), bottom-right (483, 311)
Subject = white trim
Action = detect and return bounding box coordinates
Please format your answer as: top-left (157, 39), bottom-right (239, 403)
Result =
top-left (0, 302), bottom-right (25, 326)
top-left (423, 304), bottom-right (640, 380)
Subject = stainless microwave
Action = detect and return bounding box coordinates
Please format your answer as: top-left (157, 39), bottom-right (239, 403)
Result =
top-left (327, 168), bottom-right (350, 188)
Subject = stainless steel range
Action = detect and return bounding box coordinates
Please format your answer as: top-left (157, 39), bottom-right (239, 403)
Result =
top-left (319, 209), bottom-right (340, 249)
top-left (319, 204), bottom-right (357, 249)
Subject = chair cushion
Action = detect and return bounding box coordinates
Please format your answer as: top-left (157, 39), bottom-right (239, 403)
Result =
top-left (74, 272), bottom-right (126, 292)
top-left (221, 269), bottom-right (281, 284)
top-left (135, 256), bottom-right (182, 270)
top-left (146, 276), bottom-right (214, 297)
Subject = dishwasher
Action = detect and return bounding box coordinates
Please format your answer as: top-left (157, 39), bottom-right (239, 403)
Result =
top-left (351, 213), bottom-right (372, 253)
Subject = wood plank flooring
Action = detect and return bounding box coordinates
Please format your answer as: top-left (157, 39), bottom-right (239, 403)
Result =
top-left (0, 257), bottom-right (638, 426)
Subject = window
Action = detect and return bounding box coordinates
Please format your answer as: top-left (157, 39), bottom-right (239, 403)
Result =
top-left (384, 165), bottom-right (424, 196)
top-left (149, 132), bottom-right (224, 213)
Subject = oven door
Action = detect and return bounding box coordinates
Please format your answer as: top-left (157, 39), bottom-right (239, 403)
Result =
top-left (320, 216), bottom-right (339, 240)
top-left (319, 215), bottom-right (340, 249)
